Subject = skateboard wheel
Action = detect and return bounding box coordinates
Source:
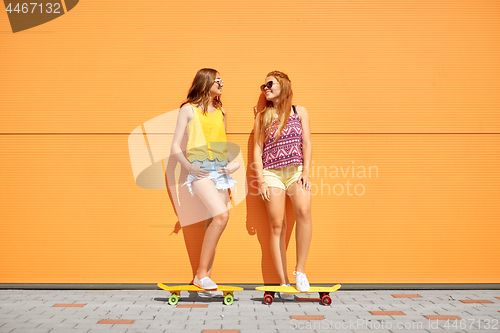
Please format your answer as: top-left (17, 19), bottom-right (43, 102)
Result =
top-left (223, 294), bottom-right (234, 306)
top-left (263, 293), bottom-right (274, 305)
top-left (321, 294), bottom-right (332, 306)
top-left (168, 294), bottom-right (179, 306)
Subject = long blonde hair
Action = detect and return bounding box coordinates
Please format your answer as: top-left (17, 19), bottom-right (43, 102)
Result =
top-left (258, 71), bottom-right (293, 143)
top-left (181, 68), bottom-right (223, 114)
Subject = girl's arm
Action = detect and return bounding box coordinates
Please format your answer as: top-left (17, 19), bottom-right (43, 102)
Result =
top-left (222, 107), bottom-right (227, 132)
top-left (296, 105), bottom-right (312, 190)
top-left (253, 114), bottom-right (269, 201)
top-left (218, 107), bottom-right (240, 174)
top-left (170, 104), bottom-right (194, 172)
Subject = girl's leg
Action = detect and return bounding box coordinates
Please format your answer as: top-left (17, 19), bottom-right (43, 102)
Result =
top-left (279, 214), bottom-right (289, 285)
top-left (204, 217), bottom-right (215, 277)
top-left (286, 182), bottom-right (312, 274)
top-left (191, 179), bottom-right (230, 279)
top-left (205, 189), bottom-right (229, 278)
top-left (265, 186), bottom-right (289, 286)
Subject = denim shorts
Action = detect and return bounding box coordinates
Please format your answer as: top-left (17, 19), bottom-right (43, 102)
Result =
top-left (183, 159), bottom-right (237, 195)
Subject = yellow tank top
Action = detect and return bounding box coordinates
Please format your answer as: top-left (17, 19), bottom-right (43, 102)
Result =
top-left (186, 104), bottom-right (228, 162)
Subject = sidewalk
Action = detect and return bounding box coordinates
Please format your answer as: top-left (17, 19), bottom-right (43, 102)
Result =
top-left (0, 288), bottom-right (498, 333)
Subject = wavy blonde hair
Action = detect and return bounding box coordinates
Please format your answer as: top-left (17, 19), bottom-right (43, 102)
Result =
top-left (258, 71), bottom-right (293, 143)
top-left (181, 68), bottom-right (223, 114)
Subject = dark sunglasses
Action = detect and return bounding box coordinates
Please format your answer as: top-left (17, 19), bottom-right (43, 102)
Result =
top-left (260, 81), bottom-right (278, 92)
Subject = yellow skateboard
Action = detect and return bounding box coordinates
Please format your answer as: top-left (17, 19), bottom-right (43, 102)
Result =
top-left (157, 283), bottom-right (243, 306)
top-left (256, 284), bottom-right (341, 306)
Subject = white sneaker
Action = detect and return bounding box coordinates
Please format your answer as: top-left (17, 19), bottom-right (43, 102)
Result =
top-left (293, 271), bottom-right (310, 292)
top-left (279, 284), bottom-right (294, 300)
top-left (193, 276), bottom-right (218, 290)
top-left (197, 290), bottom-right (224, 298)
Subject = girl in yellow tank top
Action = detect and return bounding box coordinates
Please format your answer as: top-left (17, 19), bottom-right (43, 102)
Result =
top-left (170, 69), bottom-right (239, 291)
top-left (185, 104), bottom-right (228, 163)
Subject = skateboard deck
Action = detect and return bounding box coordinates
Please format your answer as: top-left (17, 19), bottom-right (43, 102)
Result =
top-left (157, 283), bottom-right (243, 306)
top-left (256, 284), bottom-right (341, 305)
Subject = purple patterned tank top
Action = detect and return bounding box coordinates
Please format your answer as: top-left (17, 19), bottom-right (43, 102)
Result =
top-left (262, 107), bottom-right (303, 169)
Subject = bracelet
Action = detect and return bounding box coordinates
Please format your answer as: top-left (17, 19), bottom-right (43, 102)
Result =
top-left (258, 181), bottom-right (267, 187)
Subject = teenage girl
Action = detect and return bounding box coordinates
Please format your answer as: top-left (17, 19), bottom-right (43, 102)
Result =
top-left (253, 71), bottom-right (312, 293)
top-left (171, 68), bottom-right (239, 290)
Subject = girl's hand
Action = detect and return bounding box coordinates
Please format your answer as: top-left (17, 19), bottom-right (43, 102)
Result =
top-left (190, 164), bottom-right (209, 179)
top-left (296, 172), bottom-right (312, 191)
top-left (218, 160), bottom-right (240, 175)
top-left (259, 182), bottom-right (270, 201)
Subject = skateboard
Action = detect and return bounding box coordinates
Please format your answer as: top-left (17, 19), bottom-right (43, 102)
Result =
top-left (157, 283), bottom-right (243, 306)
top-left (256, 284), bottom-right (341, 306)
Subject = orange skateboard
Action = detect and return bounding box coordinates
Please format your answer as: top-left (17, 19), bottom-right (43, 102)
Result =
top-left (157, 283), bottom-right (243, 306)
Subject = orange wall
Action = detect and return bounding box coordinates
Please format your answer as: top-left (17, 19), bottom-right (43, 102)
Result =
top-left (1, 0), bottom-right (499, 283)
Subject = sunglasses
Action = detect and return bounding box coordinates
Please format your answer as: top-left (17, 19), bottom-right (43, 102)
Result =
top-left (260, 81), bottom-right (278, 92)
top-left (214, 78), bottom-right (223, 86)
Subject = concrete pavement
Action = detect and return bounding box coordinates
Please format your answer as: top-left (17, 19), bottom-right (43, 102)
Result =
top-left (0, 288), bottom-right (499, 333)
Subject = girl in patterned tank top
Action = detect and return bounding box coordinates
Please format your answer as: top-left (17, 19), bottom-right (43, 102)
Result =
top-left (253, 71), bottom-right (313, 293)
